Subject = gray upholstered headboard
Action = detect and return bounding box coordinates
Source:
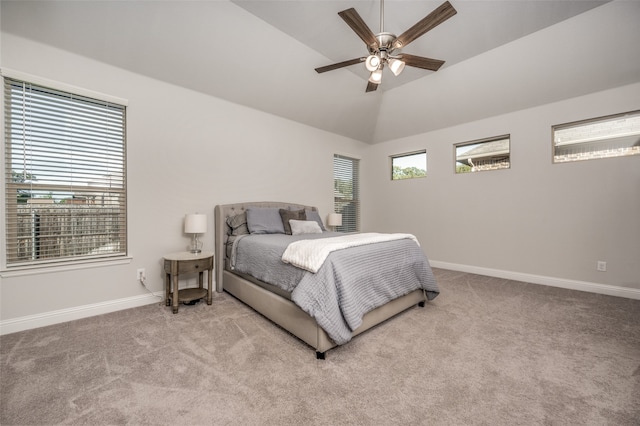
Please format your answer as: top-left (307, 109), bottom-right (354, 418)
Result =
top-left (213, 202), bottom-right (319, 292)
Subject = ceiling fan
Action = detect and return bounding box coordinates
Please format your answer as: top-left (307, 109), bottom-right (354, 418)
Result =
top-left (315, 0), bottom-right (457, 92)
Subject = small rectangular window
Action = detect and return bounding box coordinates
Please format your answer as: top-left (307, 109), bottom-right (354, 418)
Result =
top-left (552, 110), bottom-right (640, 163)
top-left (455, 135), bottom-right (510, 174)
top-left (391, 150), bottom-right (426, 180)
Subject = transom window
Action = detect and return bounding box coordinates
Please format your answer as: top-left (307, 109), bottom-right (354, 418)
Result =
top-left (552, 110), bottom-right (640, 163)
top-left (3, 75), bottom-right (127, 268)
top-left (391, 150), bottom-right (426, 180)
top-left (455, 135), bottom-right (510, 174)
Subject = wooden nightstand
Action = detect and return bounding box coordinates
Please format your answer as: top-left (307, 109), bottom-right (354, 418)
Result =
top-left (163, 251), bottom-right (214, 314)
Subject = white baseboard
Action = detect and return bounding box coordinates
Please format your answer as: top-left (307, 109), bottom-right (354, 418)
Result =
top-left (3, 264), bottom-right (638, 336)
top-left (430, 260), bottom-right (640, 300)
top-left (0, 292), bottom-right (163, 336)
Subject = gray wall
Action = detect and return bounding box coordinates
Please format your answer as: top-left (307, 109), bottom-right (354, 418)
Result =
top-left (362, 82), bottom-right (640, 291)
top-left (0, 33), bottom-right (366, 327)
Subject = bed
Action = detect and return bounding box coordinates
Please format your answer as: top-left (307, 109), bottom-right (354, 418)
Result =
top-left (214, 201), bottom-right (438, 359)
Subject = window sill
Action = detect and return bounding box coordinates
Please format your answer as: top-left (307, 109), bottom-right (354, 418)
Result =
top-left (0, 256), bottom-right (133, 278)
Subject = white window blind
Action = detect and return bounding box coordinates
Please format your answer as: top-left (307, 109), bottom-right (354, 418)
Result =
top-left (333, 154), bottom-right (360, 233)
top-left (4, 77), bottom-right (127, 267)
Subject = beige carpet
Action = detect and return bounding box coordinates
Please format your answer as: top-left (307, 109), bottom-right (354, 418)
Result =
top-left (1, 268), bottom-right (639, 425)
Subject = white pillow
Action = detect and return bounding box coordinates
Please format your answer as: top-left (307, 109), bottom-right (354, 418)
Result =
top-left (290, 219), bottom-right (323, 235)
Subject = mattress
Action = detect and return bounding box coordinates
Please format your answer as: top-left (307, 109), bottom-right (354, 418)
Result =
top-left (230, 232), bottom-right (439, 344)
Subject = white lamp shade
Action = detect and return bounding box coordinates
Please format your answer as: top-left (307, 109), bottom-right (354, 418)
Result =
top-left (365, 55), bottom-right (381, 72)
top-left (184, 213), bottom-right (207, 234)
top-left (368, 69), bottom-right (382, 84)
top-left (388, 58), bottom-right (405, 76)
top-left (327, 213), bottom-right (342, 227)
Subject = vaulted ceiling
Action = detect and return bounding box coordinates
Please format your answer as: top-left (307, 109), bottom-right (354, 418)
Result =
top-left (2, 0), bottom-right (639, 144)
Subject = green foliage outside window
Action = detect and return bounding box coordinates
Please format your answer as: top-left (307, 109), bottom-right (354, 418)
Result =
top-left (391, 151), bottom-right (427, 181)
top-left (392, 165), bottom-right (426, 180)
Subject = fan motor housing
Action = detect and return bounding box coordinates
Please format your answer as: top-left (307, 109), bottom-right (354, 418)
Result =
top-left (369, 32), bottom-right (399, 55)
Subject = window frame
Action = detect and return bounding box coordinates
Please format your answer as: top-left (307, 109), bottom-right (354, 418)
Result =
top-left (390, 149), bottom-right (427, 181)
top-left (552, 110), bottom-right (640, 163)
top-left (454, 134), bottom-right (511, 174)
top-left (2, 70), bottom-right (129, 271)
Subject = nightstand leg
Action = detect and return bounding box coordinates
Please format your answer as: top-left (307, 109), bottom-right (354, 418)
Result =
top-left (172, 271), bottom-right (180, 314)
top-left (207, 269), bottom-right (213, 305)
top-left (165, 273), bottom-right (171, 306)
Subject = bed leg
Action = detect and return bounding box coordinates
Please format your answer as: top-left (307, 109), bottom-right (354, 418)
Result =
top-left (316, 351), bottom-right (326, 360)
top-left (418, 301), bottom-right (426, 307)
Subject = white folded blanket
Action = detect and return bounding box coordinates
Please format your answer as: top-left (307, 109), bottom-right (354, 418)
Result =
top-left (282, 232), bottom-right (420, 273)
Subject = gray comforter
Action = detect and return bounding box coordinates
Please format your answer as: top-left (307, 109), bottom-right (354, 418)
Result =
top-left (232, 233), bottom-right (439, 345)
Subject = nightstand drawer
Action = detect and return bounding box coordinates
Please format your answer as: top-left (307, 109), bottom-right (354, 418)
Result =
top-left (177, 257), bottom-right (213, 274)
top-left (163, 257), bottom-right (214, 274)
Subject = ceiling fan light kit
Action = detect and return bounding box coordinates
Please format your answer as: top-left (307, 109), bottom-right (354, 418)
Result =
top-left (314, 0), bottom-right (457, 92)
top-left (368, 68), bottom-right (383, 84)
top-left (388, 58), bottom-right (405, 76)
top-left (365, 54), bottom-right (381, 72)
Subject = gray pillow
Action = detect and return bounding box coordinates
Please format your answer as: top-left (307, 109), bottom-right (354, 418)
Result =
top-left (290, 220), bottom-right (323, 235)
top-left (226, 212), bottom-right (249, 236)
top-left (246, 207), bottom-right (285, 234)
top-left (305, 209), bottom-right (326, 231)
top-left (279, 209), bottom-right (306, 235)
top-left (225, 235), bottom-right (238, 259)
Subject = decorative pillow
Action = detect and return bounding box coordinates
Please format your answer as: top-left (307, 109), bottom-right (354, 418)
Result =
top-left (305, 209), bottom-right (326, 231)
top-left (279, 209), bottom-right (306, 235)
top-left (225, 235), bottom-right (238, 259)
top-left (226, 212), bottom-right (249, 236)
top-left (290, 219), bottom-right (323, 235)
top-left (246, 207), bottom-right (285, 234)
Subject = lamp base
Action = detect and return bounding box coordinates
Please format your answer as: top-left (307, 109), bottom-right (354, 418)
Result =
top-left (189, 236), bottom-right (203, 254)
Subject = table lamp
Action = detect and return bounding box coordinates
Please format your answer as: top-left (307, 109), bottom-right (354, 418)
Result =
top-left (185, 213), bottom-right (207, 253)
top-left (327, 213), bottom-right (342, 231)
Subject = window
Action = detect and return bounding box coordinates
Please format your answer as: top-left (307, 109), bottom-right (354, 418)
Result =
top-left (552, 110), bottom-right (640, 163)
top-left (333, 154), bottom-right (359, 232)
top-left (455, 135), bottom-right (510, 173)
top-left (391, 150), bottom-right (426, 180)
top-left (3, 76), bottom-right (127, 268)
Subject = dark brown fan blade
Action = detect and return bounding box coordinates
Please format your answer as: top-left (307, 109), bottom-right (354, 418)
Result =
top-left (315, 57), bottom-right (365, 73)
top-left (393, 1), bottom-right (457, 49)
top-left (399, 53), bottom-right (445, 71)
top-left (338, 8), bottom-right (379, 49)
top-left (366, 81), bottom-right (379, 92)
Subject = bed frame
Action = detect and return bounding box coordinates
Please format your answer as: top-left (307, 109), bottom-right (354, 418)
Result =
top-left (214, 202), bottom-right (426, 359)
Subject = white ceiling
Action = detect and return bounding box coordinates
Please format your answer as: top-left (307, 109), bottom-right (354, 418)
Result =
top-left (232, 0), bottom-right (607, 91)
top-left (2, 0), bottom-right (638, 144)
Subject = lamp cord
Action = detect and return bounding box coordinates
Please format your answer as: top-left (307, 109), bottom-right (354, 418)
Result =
top-left (139, 275), bottom-right (164, 302)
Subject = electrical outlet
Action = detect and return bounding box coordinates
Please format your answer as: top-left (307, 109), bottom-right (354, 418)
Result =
top-left (137, 268), bottom-right (146, 281)
top-left (597, 261), bottom-right (607, 272)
